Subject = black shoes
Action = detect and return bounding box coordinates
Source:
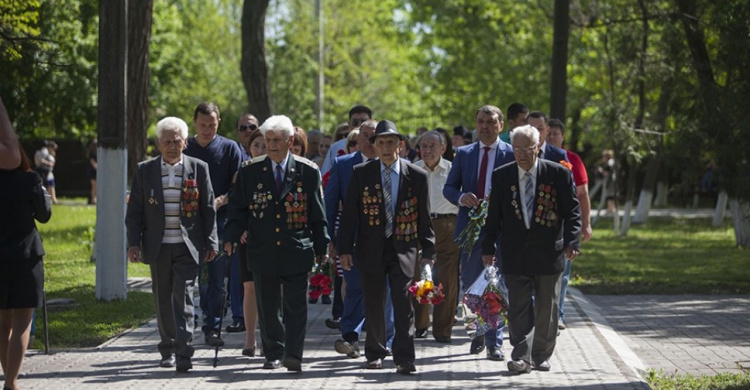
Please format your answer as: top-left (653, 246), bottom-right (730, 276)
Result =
top-left (283, 357), bottom-right (302, 372)
top-left (334, 339), bottom-right (360, 358)
top-left (205, 331), bottom-right (224, 346)
top-left (263, 359), bottom-right (282, 369)
top-left (321, 295), bottom-right (332, 304)
top-left (175, 358), bottom-right (193, 373)
top-left (487, 346), bottom-right (504, 361)
top-left (325, 317), bottom-right (341, 329)
top-left (469, 335), bottom-right (486, 354)
top-left (226, 321), bottom-right (246, 333)
top-left (242, 347), bottom-right (256, 357)
top-left (396, 361), bottom-right (417, 375)
top-left (415, 328), bottom-right (428, 338)
top-left (309, 297), bottom-right (319, 304)
top-left (160, 354), bottom-right (175, 368)
top-left (365, 358), bottom-right (383, 369)
top-left (507, 359), bottom-right (532, 374)
top-left (533, 360), bottom-right (551, 371)
top-left (434, 336), bottom-right (452, 343)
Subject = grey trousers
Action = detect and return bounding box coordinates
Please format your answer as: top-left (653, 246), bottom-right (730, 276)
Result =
top-left (504, 272), bottom-right (562, 364)
top-left (150, 243), bottom-right (198, 360)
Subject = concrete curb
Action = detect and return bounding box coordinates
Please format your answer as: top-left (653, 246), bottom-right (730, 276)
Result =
top-left (568, 287), bottom-right (649, 382)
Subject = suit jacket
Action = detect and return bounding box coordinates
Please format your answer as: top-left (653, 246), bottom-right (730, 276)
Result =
top-left (224, 154), bottom-right (329, 276)
top-left (443, 140), bottom-right (515, 239)
top-left (481, 159), bottom-right (581, 275)
top-left (0, 170), bottom-right (51, 260)
top-left (540, 143), bottom-right (569, 166)
top-left (324, 151), bottom-right (363, 243)
top-left (125, 155), bottom-right (218, 264)
top-left (339, 160), bottom-right (436, 278)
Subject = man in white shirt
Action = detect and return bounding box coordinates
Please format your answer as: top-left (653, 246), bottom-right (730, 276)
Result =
top-left (414, 131), bottom-right (460, 343)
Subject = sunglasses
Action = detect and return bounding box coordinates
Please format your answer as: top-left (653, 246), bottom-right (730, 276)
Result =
top-left (239, 124), bottom-right (258, 132)
top-left (351, 118), bottom-right (367, 126)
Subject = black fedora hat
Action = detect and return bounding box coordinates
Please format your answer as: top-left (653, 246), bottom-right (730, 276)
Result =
top-left (369, 120), bottom-right (406, 144)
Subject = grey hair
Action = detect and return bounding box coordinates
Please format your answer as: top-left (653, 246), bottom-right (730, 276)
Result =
top-left (510, 124), bottom-right (540, 145)
top-left (260, 115), bottom-right (294, 138)
top-left (420, 130), bottom-right (445, 146)
top-left (156, 117), bottom-right (189, 140)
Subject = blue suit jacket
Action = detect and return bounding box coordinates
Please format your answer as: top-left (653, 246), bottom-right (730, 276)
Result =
top-left (324, 151), bottom-right (364, 244)
top-left (540, 143), bottom-right (569, 166)
top-left (443, 140), bottom-right (515, 239)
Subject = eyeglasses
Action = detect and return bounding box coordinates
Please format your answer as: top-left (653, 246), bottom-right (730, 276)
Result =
top-left (513, 145), bottom-right (537, 155)
top-left (239, 124), bottom-right (258, 132)
top-left (350, 118), bottom-right (367, 126)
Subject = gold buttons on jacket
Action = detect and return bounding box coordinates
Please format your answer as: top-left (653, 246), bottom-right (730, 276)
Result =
top-left (276, 241), bottom-right (281, 246)
top-left (276, 214), bottom-right (281, 219)
top-left (275, 228), bottom-right (280, 232)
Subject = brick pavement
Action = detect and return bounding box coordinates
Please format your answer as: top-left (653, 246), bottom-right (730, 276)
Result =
top-left (585, 294), bottom-right (750, 377)
top-left (9, 288), bottom-right (648, 389)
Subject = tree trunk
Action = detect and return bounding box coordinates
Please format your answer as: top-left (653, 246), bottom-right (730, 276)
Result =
top-left (127, 0), bottom-right (152, 176)
top-left (241, 0), bottom-right (272, 122)
top-left (654, 181), bottom-right (668, 206)
top-left (713, 191), bottom-right (728, 227)
top-left (728, 199), bottom-right (750, 248)
top-left (550, 0), bottom-right (569, 120)
top-left (633, 156), bottom-right (659, 223)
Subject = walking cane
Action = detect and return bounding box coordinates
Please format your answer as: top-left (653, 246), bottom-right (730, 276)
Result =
top-left (213, 251), bottom-right (231, 368)
top-left (42, 289), bottom-right (50, 354)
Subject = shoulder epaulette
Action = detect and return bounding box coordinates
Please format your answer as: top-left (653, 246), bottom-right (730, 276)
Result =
top-left (294, 155), bottom-right (318, 169)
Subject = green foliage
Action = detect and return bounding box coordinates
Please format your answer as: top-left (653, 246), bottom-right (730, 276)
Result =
top-left (34, 203), bottom-right (153, 348)
top-left (149, 0), bottom-right (246, 139)
top-left (0, 0), bottom-right (99, 139)
top-left (574, 218), bottom-right (750, 294)
top-left (647, 369), bottom-right (750, 390)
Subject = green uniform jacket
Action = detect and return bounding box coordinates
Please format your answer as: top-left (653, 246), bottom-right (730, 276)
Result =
top-left (225, 153), bottom-right (330, 275)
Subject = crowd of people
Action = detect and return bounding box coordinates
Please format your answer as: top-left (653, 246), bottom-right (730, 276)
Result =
top-left (0, 94), bottom-right (590, 388)
top-left (121, 101), bottom-right (589, 377)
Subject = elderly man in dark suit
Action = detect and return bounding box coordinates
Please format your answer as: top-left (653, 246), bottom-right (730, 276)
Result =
top-left (339, 120), bottom-right (435, 375)
top-left (481, 124), bottom-right (581, 375)
top-left (126, 116), bottom-right (218, 373)
top-left (224, 115), bottom-right (329, 372)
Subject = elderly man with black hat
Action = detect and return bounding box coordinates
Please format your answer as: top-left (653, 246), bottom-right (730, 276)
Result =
top-left (338, 120), bottom-right (436, 375)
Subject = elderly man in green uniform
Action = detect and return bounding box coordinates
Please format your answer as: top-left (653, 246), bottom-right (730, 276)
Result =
top-left (224, 115), bottom-right (330, 372)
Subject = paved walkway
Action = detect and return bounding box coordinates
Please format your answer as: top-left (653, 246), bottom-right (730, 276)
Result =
top-left (14, 287), bottom-right (649, 389)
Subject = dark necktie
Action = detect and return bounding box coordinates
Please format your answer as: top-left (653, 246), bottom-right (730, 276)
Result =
top-left (275, 165), bottom-right (283, 194)
top-left (383, 167), bottom-right (393, 238)
top-left (538, 147), bottom-right (544, 160)
top-left (476, 146), bottom-right (490, 199)
top-left (524, 171), bottom-right (534, 227)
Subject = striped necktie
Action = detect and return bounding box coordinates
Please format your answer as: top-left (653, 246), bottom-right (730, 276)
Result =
top-left (524, 171), bottom-right (534, 226)
top-left (383, 167), bottom-right (393, 238)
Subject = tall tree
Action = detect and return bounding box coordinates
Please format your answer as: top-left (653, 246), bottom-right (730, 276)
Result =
top-left (550, 0), bottom-right (570, 120)
top-left (127, 0), bottom-right (153, 172)
top-left (241, 0), bottom-right (272, 122)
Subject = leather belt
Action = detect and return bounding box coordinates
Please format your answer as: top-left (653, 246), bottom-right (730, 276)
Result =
top-left (430, 213), bottom-right (456, 219)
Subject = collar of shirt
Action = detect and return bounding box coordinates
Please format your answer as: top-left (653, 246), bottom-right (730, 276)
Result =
top-left (161, 155), bottom-right (184, 167)
top-left (380, 160), bottom-right (400, 175)
top-left (271, 152), bottom-right (290, 175)
top-left (479, 138), bottom-right (500, 150)
top-left (416, 157), bottom-right (447, 173)
top-left (539, 141), bottom-right (548, 155)
top-left (517, 158), bottom-right (540, 181)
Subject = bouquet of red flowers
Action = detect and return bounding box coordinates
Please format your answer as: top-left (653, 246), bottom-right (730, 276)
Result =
top-left (463, 265), bottom-right (508, 339)
top-left (308, 260), bottom-right (333, 300)
top-left (409, 263), bottom-right (445, 305)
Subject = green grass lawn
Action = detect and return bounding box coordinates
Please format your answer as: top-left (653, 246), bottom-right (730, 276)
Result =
top-left (573, 218), bottom-right (749, 295)
top-left (35, 201), bottom-right (154, 348)
top-left (647, 369), bottom-right (750, 390)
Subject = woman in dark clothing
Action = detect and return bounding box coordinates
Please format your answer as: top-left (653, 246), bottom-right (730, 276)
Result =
top-left (0, 144), bottom-right (52, 390)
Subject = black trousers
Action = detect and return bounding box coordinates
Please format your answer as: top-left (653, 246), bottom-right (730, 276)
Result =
top-left (150, 243), bottom-right (198, 360)
top-left (254, 271), bottom-right (308, 361)
top-left (360, 237), bottom-right (415, 365)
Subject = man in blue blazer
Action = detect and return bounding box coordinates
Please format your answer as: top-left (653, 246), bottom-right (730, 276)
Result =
top-left (325, 120), bottom-right (394, 358)
top-left (526, 111), bottom-right (569, 165)
top-left (443, 105), bottom-right (515, 361)
top-left (481, 124), bottom-right (581, 374)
